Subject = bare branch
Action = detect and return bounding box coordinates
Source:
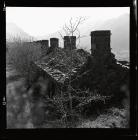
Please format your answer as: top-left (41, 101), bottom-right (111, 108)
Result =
top-left (63, 24), bottom-right (74, 36)
top-left (76, 28), bottom-right (80, 40)
top-left (59, 16), bottom-right (86, 51)
top-left (72, 18), bottom-right (79, 30)
top-left (58, 31), bottom-right (64, 39)
top-left (73, 17), bottom-right (85, 33)
top-left (63, 26), bottom-right (70, 36)
top-left (75, 28), bottom-right (81, 47)
top-left (64, 24), bottom-right (70, 32)
top-left (69, 17), bottom-right (73, 34)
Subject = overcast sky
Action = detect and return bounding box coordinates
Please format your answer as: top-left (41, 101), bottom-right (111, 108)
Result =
top-left (6, 7), bottom-right (129, 37)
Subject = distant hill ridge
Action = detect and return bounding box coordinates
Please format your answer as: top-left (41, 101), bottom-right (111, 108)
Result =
top-left (6, 22), bottom-right (35, 42)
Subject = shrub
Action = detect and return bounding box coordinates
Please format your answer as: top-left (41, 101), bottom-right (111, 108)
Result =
top-left (6, 40), bottom-right (42, 81)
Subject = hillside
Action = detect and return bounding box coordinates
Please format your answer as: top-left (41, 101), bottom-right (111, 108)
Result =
top-left (6, 22), bottom-right (35, 42)
top-left (77, 13), bottom-right (129, 61)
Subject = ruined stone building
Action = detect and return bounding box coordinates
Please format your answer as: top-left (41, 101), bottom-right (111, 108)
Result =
top-left (32, 31), bottom-right (114, 97)
top-left (31, 30), bottom-right (128, 98)
top-left (31, 35), bottom-right (89, 97)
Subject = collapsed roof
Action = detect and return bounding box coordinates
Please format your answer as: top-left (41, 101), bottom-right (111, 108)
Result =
top-left (35, 47), bottom-right (90, 84)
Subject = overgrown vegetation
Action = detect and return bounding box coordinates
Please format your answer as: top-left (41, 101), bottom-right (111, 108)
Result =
top-left (6, 40), bottom-right (42, 85)
top-left (6, 34), bottom-right (129, 128)
top-left (75, 55), bottom-right (129, 106)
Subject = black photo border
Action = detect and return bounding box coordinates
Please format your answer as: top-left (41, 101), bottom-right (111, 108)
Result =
top-left (0, 0), bottom-right (137, 138)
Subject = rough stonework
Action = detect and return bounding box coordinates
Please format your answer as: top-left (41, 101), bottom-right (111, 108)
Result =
top-left (35, 47), bottom-right (90, 85)
top-left (34, 40), bottom-right (49, 48)
top-left (90, 30), bottom-right (116, 66)
top-left (91, 30), bottom-right (111, 57)
top-left (33, 40), bottom-right (49, 55)
top-left (64, 36), bottom-right (76, 50)
top-left (32, 30), bottom-right (129, 99)
top-left (50, 38), bottom-right (59, 49)
top-left (73, 30), bottom-right (129, 99)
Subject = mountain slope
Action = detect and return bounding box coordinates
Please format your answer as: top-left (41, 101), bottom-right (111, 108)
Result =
top-left (79, 14), bottom-right (129, 61)
top-left (6, 22), bottom-right (35, 42)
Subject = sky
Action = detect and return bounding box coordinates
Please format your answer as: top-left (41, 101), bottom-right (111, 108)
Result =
top-left (6, 7), bottom-right (129, 37)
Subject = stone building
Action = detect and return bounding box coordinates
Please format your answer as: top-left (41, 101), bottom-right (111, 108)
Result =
top-left (32, 30), bottom-right (124, 98)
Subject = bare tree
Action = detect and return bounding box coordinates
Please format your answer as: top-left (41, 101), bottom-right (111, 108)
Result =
top-left (59, 17), bottom-right (86, 48)
top-left (58, 17), bottom-right (87, 123)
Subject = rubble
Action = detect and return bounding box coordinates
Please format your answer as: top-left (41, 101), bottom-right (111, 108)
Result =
top-left (35, 47), bottom-right (90, 85)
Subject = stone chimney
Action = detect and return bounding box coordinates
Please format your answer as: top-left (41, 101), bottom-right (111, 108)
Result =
top-left (90, 30), bottom-right (117, 66)
top-left (90, 30), bottom-right (111, 56)
top-left (41, 40), bottom-right (49, 46)
top-left (34, 40), bottom-right (49, 55)
top-left (64, 36), bottom-right (76, 50)
top-left (50, 38), bottom-right (59, 49)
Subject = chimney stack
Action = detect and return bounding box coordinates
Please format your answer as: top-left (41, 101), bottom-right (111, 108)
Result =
top-left (90, 30), bottom-right (111, 56)
top-left (34, 40), bottom-right (49, 55)
top-left (50, 38), bottom-right (59, 49)
top-left (64, 36), bottom-right (76, 50)
top-left (40, 40), bottom-right (49, 49)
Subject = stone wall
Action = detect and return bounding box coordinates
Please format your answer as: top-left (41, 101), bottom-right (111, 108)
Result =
top-left (34, 40), bottom-right (49, 48)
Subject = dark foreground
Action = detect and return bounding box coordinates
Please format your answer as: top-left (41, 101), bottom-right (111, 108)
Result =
top-left (6, 64), bottom-right (129, 128)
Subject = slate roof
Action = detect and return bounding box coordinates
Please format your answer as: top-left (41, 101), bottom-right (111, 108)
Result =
top-left (35, 47), bottom-right (90, 84)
